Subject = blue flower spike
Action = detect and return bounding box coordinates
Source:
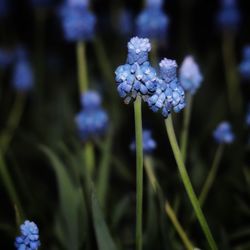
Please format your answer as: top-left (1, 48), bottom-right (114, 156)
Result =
top-left (115, 37), bottom-right (157, 104)
top-left (136, 0), bottom-right (169, 41)
top-left (217, 0), bottom-right (240, 31)
top-left (15, 220), bottom-right (40, 250)
top-left (246, 104), bottom-right (250, 126)
top-left (239, 45), bottom-right (250, 80)
top-left (75, 91), bottom-right (108, 141)
top-left (12, 49), bottom-right (34, 92)
top-left (59, 0), bottom-right (96, 42)
top-left (213, 121), bottom-right (235, 144)
top-left (148, 58), bottom-right (186, 117)
top-left (130, 129), bottom-right (156, 154)
top-left (179, 56), bottom-right (203, 95)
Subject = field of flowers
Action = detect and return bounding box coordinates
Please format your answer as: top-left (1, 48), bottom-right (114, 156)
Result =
top-left (1, 0), bottom-right (250, 249)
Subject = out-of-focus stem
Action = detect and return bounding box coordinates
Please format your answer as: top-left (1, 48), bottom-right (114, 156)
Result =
top-left (97, 130), bottom-right (112, 210)
top-left (165, 116), bottom-right (218, 250)
top-left (222, 32), bottom-right (242, 117)
top-left (150, 40), bottom-right (158, 67)
top-left (134, 96), bottom-right (143, 250)
top-left (180, 93), bottom-right (193, 162)
top-left (0, 93), bottom-right (26, 155)
top-left (76, 41), bottom-right (88, 93)
top-left (199, 144), bottom-right (224, 206)
top-left (0, 154), bottom-right (24, 222)
top-left (144, 156), bottom-right (194, 250)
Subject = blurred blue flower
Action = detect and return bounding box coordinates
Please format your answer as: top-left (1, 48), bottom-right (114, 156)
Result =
top-left (130, 129), bottom-right (156, 154)
top-left (0, 48), bottom-right (14, 69)
top-left (115, 37), bottom-right (157, 103)
top-left (136, 0), bottom-right (169, 41)
top-left (179, 56), bottom-right (203, 95)
top-left (11, 51), bottom-right (34, 92)
top-left (118, 10), bottom-right (133, 36)
top-left (68, 0), bottom-right (89, 8)
top-left (75, 91), bottom-right (108, 141)
top-left (0, 0), bottom-right (9, 17)
top-left (80, 90), bottom-right (101, 110)
top-left (59, 1), bottom-right (96, 42)
top-left (246, 104), bottom-right (250, 126)
top-left (15, 220), bottom-right (40, 250)
top-left (148, 58), bottom-right (186, 117)
top-left (217, 0), bottom-right (240, 31)
top-left (213, 121), bottom-right (235, 144)
top-left (239, 45), bottom-right (250, 80)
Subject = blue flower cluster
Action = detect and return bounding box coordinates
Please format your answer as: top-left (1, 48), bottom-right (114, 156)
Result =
top-left (213, 121), bottom-right (235, 144)
top-left (15, 220), bottom-right (40, 250)
top-left (75, 91), bottom-right (108, 141)
top-left (12, 48), bottom-right (34, 92)
top-left (59, 0), bottom-right (96, 42)
top-left (115, 37), bottom-right (186, 117)
top-left (179, 56), bottom-right (203, 95)
top-left (136, 0), bottom-right (169, 40)
top-left (239, 45), bottom-right (250, 80)
top-left (217, 0), bottom-right (240, 31)
top-left (115, 37), bottom-right (157, 104)
top-left (246, 104), bottom-right (250, 126)
top-left (148, 59), bottom-right (186, 117)
top-left (130, 129), bottom-right (156, 154)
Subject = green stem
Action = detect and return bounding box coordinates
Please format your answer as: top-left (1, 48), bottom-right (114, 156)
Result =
top-left (199, 144), bottom-right (224, 206)
top-left (134, 96), bottom-right (143, 250)
top-left (165, 116), bottom-right (218, 250)
top-left (76, 41), bottom-right (88, 93)
top-left (97, 131), bottom-right (112, 210)
top-left (180, 93), bottom-right (193, 162)
top-left (0, 154), bottom-right (24, 222)
top-left (144, 156), bottom-right (194, 250)
top-left (84, 142), bottom-right (95, 177)
top-left (0, 93), bottom-right (26, 155)
top-left (150, 40), bottom-right (158, 67)
top-left (222, 32), bottom-right (242, 117)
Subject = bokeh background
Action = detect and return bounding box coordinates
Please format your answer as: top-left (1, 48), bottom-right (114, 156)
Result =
top-left (1, 0), bottom-right (250, 249)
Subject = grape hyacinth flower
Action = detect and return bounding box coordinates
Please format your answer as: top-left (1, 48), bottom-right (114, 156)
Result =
top-left (213, 121), bottom-right (235, 144)
top-left (115, 37), bottom-right (157, 104)
top-left (148, 58), bottom-right (186, 117)
top-left (11, 49), bottom-right (34, 92)
top-left (239, 45), bottom-right (250, 80)
top-left (130, 129), bottom-right (156, 154)
top-left (15, 220), bottom-right (40, 250)
top-left (75, 91), bottom-right (108, 141)
top-left (0, 48), bottom-right (14, 69)
top-left (136, 0), bottom-right (169, 41)
top-left (59, 0), bottom-right (96, 42)
top-left (246, 104), bottom-right (250, 126)
top-left (179, 56), bottom-right (203, 95)
top-left (217, 0), bottom-right (240, 31)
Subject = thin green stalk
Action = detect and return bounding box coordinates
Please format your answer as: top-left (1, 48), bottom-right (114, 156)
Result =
top-left (76, 41), bottom-right (95, 176)
top-left (199, 144), bottom-right (224, 206)
top-left (76, 41), bottom-right (88, 93)
top-left (0, 154), bottom-right (24, 222)
top-left (165, 116), bottom-right (218, 250)
top-left (180, 93), bottom-right (193, 162)
top-left (134, 96), bottom-right (143, 250)
top-left (0, 93), bottom-right (26, 155)
top-left (222, 32), bottom-right (242, 117)
top-left (97, 131), bottom-right (112, 210)
top-left (144, 156), bottom-right (194, 250)
top-left (150, 40), bottom-right (158, 67)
